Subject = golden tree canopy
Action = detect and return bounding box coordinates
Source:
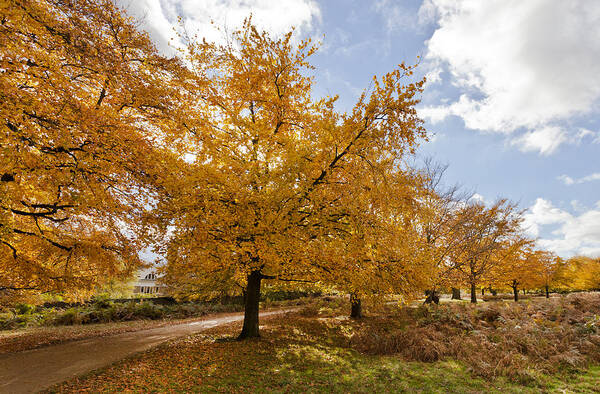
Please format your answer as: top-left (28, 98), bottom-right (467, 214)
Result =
top-left (154, 21), bottom-right (429, 301)
top-left (1, 0), bottom-right (186, 297)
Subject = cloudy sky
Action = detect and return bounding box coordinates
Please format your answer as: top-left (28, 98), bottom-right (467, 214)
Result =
top-left (117, 0), bottom-right (600, 258)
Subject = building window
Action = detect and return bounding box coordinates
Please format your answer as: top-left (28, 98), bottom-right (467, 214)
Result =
top-left (144, 273), bottom-right (156, 280)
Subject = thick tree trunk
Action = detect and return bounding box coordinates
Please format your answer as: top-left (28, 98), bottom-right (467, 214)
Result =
top-left (481, 287), bottom-right (485, 296)
top-left (512, 285), bottom-right (519, 302)
top-left (489, 286), bottom-right (497, 296)
top-left (545, 285), bottom-right (550, 298)
top-left (522, 289), bottom-right (526, 295)
top-left (350, 293), bottom-right (362, 319)
top-left (424, 289), bottom-right (440, 304)
top-left (469, 262), bottom-right (477, 304)
top-left (451, 287), bottom-right (461, 300)
top-left (238, 270), bottom-right (262, 340)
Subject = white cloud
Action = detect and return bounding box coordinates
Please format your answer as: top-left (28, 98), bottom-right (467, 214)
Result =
top-left (117, 0), bottom-right (321, 53)
top-left (574, 128), bottom-right (600, 144)
top-left (417, 0), bottom-right (438, 26)
top-left (557, 172), bottom-right (600, 185)
top-left (522, 198), bottom-right (572, 237)
top-left (510, 126), bottom-right (567, 155)
top-left (576, 173), bottom-right (600, 184)
top-left (558, 175), bottom-right (575, 186)
top-left (118, 0), bottom-right (180, 53)
top-left (579, 245), bottom-right (600, 257)
top-left (419, 0), bottom-right (600, 153)
top-left (374, 1), bottom-right (422, 33)
top-left (523, 198), bottom-right (600, 257)
top-left (469, 193), bottom-right (484, 203)
top-left (578, 173), bottom-right (600, 184)
top-left (576, 128), bottom-right (595, 141)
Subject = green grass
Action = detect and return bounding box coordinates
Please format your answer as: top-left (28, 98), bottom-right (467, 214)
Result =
top-left (48, 310), bottom-right (600, 393)
top-left (544, 366), bottom-right (600, 393)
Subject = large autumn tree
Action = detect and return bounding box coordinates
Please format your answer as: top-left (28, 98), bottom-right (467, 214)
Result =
top-left (153, 22), bottom-right (429, 338)
top-left (0, 0), bottom-right (186, 299)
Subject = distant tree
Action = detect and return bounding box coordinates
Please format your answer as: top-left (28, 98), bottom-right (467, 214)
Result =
top-left (414, 159), bottom-right (474, 303)
top-left (330, 170), bottom-right (431, 317)
top-left (554, 256), bottom-right (600, 291)
top-left (493, 238), bottom-right (539, 301)
top-left (537, 251), bottom-right (561, 298)
top-left (449, 200), bottom-right (523, 303)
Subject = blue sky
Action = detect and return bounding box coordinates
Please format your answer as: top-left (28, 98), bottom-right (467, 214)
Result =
top-left (118, 0), bottom-right (600, 257)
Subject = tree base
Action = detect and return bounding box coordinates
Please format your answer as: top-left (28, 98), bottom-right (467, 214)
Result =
top-left (350, 293), bottom-right (362, 319)
top-left (451, 288), bottom-right (461, 300)
top-left (237, 332), bottom-right (260, 340)
top-left (238, 270), bottom-right (262, 340)
top-left (424, 289), bottom-right (440, 304)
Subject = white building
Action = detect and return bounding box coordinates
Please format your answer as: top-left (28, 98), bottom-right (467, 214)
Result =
top-left (132, 269), bottom-right (166, 295)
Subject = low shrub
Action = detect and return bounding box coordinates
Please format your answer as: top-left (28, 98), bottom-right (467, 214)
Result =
top-left (0, 299), bottom-right (244, 330)
top-left (347, 292), bottom-right (600, 383)
top-left (53, 308), bottom-right (85, 325)
top-left (14, 303), bottom-right (36, 315)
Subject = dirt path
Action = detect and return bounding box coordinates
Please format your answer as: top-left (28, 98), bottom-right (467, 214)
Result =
top-left (0, 309), bottom-right (295, 394)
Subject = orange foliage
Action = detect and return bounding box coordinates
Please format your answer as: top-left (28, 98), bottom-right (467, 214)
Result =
top-left (142, 21), bottom-right (430, 335)
top-left (0, 0), bottom-right (186, 298)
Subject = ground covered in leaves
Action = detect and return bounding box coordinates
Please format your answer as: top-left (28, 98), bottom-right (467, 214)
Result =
top-left (48, 293), bottom-right (600, 393)
top-left (0, 317), bottom-right (207, 354)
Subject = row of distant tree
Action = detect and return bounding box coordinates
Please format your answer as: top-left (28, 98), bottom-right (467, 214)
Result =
top-left (1, 0), bottom-right (597, 338)
top-left (551, 256), bottom-right (600, 292)
top-left (442, 255), bottom-right (600, 303)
